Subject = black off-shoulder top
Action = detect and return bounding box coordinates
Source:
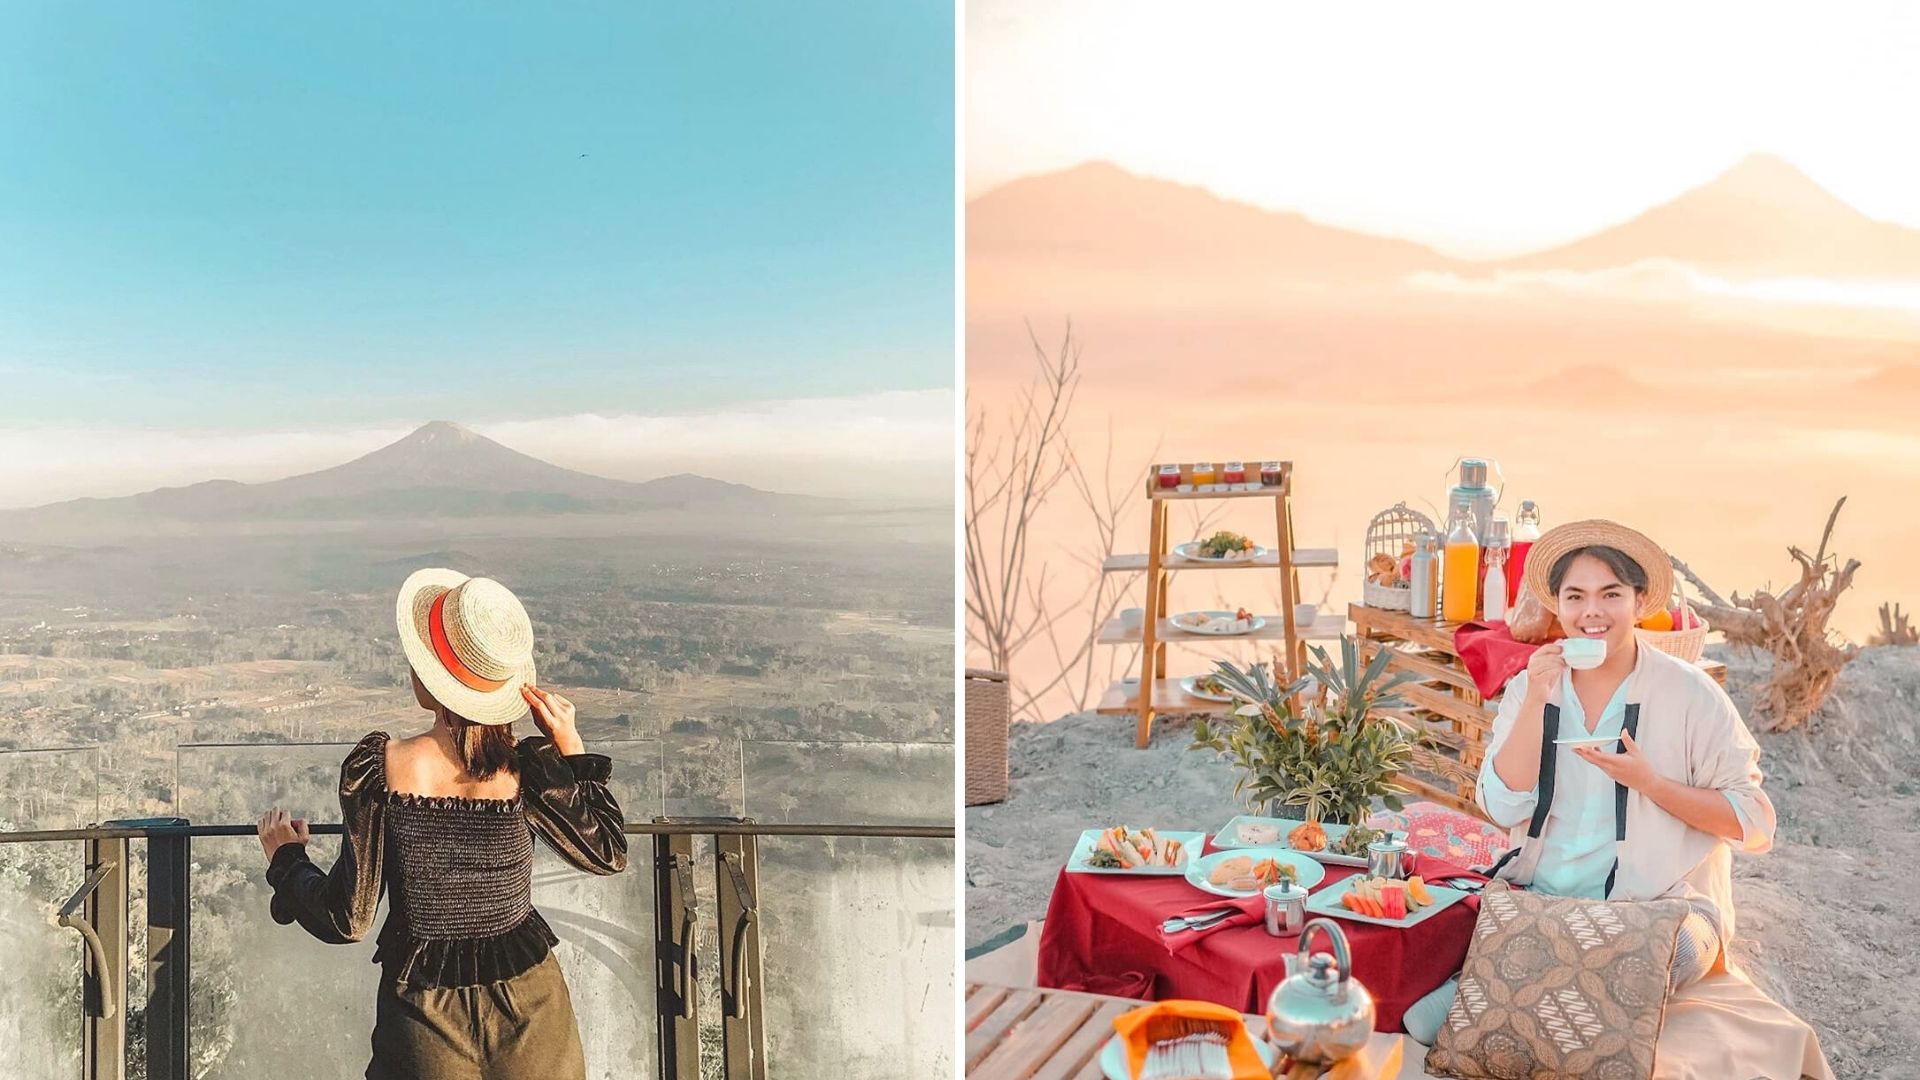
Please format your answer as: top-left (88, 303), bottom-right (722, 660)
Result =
top-left (264, 731), bottom-right (627, 989)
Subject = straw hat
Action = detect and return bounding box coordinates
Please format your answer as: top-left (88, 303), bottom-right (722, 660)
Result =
top-left (395, 568), bottom-right (536, 726)
top-left (1521, 520), bottom-right (1673, 621)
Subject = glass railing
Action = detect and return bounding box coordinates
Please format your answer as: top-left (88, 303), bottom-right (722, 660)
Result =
top-left (0, 737), bottom-right (953, 1080)
top-left (744, 741), bottom-right (955, 1080)
top-left (0, 745), bottom-right (101, 829)
top-left (0, 747), bottom-right (98, 1080)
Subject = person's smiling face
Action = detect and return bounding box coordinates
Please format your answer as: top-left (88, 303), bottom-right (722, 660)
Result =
top-left (1554, 553), bottom-right (1641, 657)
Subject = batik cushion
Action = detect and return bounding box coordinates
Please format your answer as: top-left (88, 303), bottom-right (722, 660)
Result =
top-left (1426, 881), bottom-right (1688, 1080)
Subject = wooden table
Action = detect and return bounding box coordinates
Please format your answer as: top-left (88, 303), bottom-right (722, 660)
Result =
top-left (966, 983), bottom-right (1142, 1079)
top-left (1349, 604), bottom-right (1727, 821)
top-left (965, 982), bottom-right (1421, 1079)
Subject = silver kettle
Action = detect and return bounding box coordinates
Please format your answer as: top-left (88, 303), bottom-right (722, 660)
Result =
top-left (1263, 918), bottom-right (1375, 1065)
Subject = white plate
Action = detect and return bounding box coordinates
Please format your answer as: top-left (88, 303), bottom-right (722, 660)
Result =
top-left (1210, 816), bottom-right (1406, 869)
top-left (1304, 874), bottom-right (1471, 928)
top-left (1554, 733), bottom-right (1621, 746)
top-left (1098, 1027), bottom-right (1278, 1079)
top-left (1173, 541), bottom-right (1271, 563)
top-left (1185, 846), bottom-right (1326, 897)
top-left (1169, 610), bottom-right (1266, 636)
top-left (1066, 829), bottom-right (1206, 875)
top-left (1179, 675), bottom-right (1237, 703)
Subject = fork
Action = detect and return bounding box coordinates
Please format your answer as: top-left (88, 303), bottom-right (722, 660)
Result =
top-left (1161, 908), bottom-right (1235, 934)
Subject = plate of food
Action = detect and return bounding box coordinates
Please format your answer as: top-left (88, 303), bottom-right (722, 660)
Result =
top-left (1185, 846), bottom-right (1326, 897)
top-left (1067, 827), bottom-right (1204, 875)
top-left (1215, 817), bottom-right (1407, 869)
top-left (1180, 673), bottom-right (1239, 703)
top-left (1169, 608), bottom-right (1265, 636)
top-left (1304, 874), bottom-right (1469, 928)
top-left (1175, 532), bottom-right (1269, 563)
top-left (1097, 1026), bottom-right (1279, 1079)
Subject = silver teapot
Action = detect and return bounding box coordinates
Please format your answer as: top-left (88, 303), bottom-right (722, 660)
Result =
top-left (1263, 918), bottom-right (1375, 1065)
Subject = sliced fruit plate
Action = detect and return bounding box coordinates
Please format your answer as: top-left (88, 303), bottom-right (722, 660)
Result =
top-left (1303, 874), bottom-right (1470, 928)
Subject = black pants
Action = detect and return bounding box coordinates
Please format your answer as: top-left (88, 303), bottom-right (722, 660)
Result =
top-left (367, 952), bottom-right (587, 1080)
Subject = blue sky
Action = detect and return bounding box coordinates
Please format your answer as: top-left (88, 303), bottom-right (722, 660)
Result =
top-left (0, 2), bottom-right (954, 429)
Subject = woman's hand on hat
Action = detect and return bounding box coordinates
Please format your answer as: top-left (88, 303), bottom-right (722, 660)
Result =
top-left (256, 808), bottom-right (309, 862)
top-left (1573, 730), bottom-right (1657, 791)
top-left (522, 683), bottom-right (585, 756)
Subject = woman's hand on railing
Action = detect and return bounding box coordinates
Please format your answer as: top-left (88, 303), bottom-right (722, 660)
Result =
top-left (256, 808), bottom-right (310, 862)
top-left (522, 683), bottom-right (585, 756)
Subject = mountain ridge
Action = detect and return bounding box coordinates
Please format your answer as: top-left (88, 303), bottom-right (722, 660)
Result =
top-left (0, 422), bottom-right (822, 533)
top-left (969, 154), bottom-right (1920, 281)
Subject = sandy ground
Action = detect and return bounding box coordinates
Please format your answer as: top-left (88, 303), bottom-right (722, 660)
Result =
top-left (966, 643), bottom-right (1920, 1079)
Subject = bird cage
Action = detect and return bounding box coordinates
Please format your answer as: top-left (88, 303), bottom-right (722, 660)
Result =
top-left (1362, 502), bottom-right (1436, 611)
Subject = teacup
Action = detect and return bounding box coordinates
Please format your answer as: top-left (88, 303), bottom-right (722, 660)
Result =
top-left (1560, 637), bottom-right (1607, 669)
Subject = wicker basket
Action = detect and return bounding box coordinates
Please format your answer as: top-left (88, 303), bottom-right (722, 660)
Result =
top-left (965, 667), bottom-right (1010, 806)
top-left (1361, 503), bottom-right (1435, 612)
top-left (1635, 579), bottom-right (1710, 663)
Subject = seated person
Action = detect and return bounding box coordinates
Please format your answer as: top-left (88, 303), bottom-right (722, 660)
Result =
top-left (1406, 519), bottom-right (1776, 1038)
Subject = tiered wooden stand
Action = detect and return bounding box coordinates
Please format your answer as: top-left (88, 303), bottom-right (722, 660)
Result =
top-left (1349, 603), bottom-right (1729, 821)
top-left (1095, 460), bottom-right (1339, 747)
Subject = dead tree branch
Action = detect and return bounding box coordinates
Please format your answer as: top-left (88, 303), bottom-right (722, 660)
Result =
top-left (1672, 497), bottom-right (1860, 732)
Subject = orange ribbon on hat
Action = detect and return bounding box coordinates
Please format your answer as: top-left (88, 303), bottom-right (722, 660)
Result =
top-left (1112, 1000), bottom-right (1269, 1080)
top-left (429, 591), bottom-right (508, 692)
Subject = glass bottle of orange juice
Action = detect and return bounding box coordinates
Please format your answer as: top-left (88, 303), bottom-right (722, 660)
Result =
top-left (1441, 498), bottom-right (1481, 623)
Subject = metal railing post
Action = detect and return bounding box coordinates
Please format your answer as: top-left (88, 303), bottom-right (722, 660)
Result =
top-left (715, 830), bottom-right (766, 1080)
top-left (142, 819), bottom-right (192, 1080)
top-left (78, 831), bottom-right (128, 1080)
top-left (652, 826), bottom-right (700, 1080)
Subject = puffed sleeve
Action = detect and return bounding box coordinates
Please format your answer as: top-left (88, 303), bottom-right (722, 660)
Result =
top-left (518, 735), bottom-right (628, 875)
top-left (1687, 679), bottom-right (1776, 854)
top-left (1476, 670), bottom-right (1542, 829)
top-left (265, 731), bottom-right (390, 943)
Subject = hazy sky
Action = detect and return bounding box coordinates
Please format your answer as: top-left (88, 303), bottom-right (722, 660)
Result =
top-left (1, 3), bottom-right (953, 433)
top-left (968, 1), bottom-right (1920, 257)
top-left (0, 390), bottom-right (953, 508)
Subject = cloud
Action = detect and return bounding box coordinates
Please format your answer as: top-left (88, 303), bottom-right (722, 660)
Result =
top-left (0, 389), bottom-right (954, 508)
top-left (1408, 259), bottom-right (1920, 315)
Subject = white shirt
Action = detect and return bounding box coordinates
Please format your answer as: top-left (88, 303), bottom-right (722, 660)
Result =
top-left (1480, 671), bottom-right (1629, 899)
top-left (1479, 667), bottom-right (1756, 900)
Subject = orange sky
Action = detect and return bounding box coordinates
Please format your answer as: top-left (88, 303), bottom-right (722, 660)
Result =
top-left (968, 1), bottom-right (1920, 258)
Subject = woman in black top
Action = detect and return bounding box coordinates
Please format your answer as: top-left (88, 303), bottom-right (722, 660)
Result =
top-left (256, 570), bottom-right (626, 1080)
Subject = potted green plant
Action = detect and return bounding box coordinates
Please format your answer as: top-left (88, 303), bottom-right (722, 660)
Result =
top-left (1190, 637), bottom-right (1428, 834)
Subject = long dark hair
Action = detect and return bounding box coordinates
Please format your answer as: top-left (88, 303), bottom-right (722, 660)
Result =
top-left (446, 711), bottom-right (517, 780)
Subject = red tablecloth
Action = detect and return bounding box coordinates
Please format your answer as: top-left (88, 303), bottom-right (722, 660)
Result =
top-left (1036, 854), bottom-right (1483, 1032)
